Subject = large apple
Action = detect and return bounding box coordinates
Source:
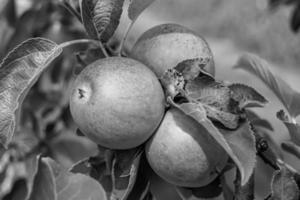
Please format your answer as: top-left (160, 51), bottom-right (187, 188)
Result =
top-left (69, 57), bottom-right (165, 149)
top-left (131, 23), bottom-right (215, 77)
top-left (145, 108), bottom-right (228, 187)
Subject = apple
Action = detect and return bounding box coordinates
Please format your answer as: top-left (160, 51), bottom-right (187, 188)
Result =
top-left (131, 23), bottom-right (215, 77)
top-left (145, 108), bottom-right (228, 187)
top-left (69, 57), bottom-right (165, 149)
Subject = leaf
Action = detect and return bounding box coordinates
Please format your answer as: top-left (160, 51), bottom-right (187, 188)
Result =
top-left (0, 38), bottom-right (62, 147)
top-left (160, 68), bottom-right (185, 99)
top-left (176, 177), bottom-right (223, 200)
top-left (80, 0), bottom-right (125, 42)
top-left (245, 110), bottom-right (274, 131)
top-left (234, 53), bottom-right (300, 118)
top-left (0, 149), bottom-right (37, 199)
top-left (234, 170), bottom-right (254, 200)
top-left (219, 121), bottom-right (256, 187)
top-left (70, 148), bottom-right (148, 200)
top-left (185, 75), bottom-right (240, 129)
top-left (161, 68), bottom-right (240, 129)
top-left (229, 83), bottom-right (268, 109)
top-left (28, 156), bottom-right (55, 200)
top-left (128, 0), bottom-right (155, 21)
top-left (169, 99), bottom-right (255, 185)
top-left (282, 142), bottom-right (300, 159)
top-left (111, 148), bottom-right (143, 199)
top-left (3, 179), bottom-right (27, 200)
top-left (277, 110), bottom-right (300, 146)
top-left (291, 3), bottom-right (300, 32)
top-left (123, 153), bottom-right (151, 200)
top-left (28, 156), bottom-right (107, 200)
top-left (270, 164), bottom-right (300, 200)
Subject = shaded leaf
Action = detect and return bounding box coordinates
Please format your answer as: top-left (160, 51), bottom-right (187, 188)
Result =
top-left (234, 170), bottom-right (254, 200)
top-left (0, 149), bottom-right (37, 199)
top-left (291, 3), bottom-right (300, 32)
top-left (123, 153), bottom-right (151, 200)
top-left (70, 148), bottom-right (147, 200)
top-left (219, 121), bottom-right (256, 187)
top-left (111, 148), bottom-right (142, 199)
top-left (282, 142), bottom-right (300, 159)
top-left (29, 156), bottom-right (107, 200)
top-left (3, 179), bottom-right (27, 200)
top-left (80, 0), bottom-right (125, 42)
top-left (277, 110), bottom-right (300, 146)
top-left (234, 53), bottom-right (300, 118)
top-left (0, 38), bottom-right (62, 147)
top-left (229, 83), bottom-right (268, 109)
top-left (246, 110), bottom-right (274, 131)
top-left (128, 0), bottom-right (155, 21)
top-left (169, 98), bottom-right (255, 185)
top-left (28, 156), bottom-right (55, 200)
top-left (270, 163), bottom-right (299, 200)
top-left (176, 177), bottom-right (222, 200)
top-left (160, 68), bottom-right (185, 99)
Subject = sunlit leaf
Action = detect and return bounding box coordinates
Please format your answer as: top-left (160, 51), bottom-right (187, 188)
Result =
top-left (234, 53), bottom-right (300, 118)
top-left (169, 99), bottom-right (255, 185)
top-left (271, 163), bottom-right (299, 200)
top-left (128, 0), bottom-right (155, 21)
top-left (80, 0), bottom-right (125, 42)
top-left (0, 38), bottom-right (62, 147)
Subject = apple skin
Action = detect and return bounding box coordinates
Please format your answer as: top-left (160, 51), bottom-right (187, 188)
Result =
top-left (131, 23), bottom-right (215, 77)
top-left (145, 108), bottom-right (228, 187)
top-left (69, 57), bottom-right (165, 149)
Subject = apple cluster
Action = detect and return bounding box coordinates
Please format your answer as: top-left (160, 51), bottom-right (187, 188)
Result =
top-left (69, 23), bottom-right (228, 187)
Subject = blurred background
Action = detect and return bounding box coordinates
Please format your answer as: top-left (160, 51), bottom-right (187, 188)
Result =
top-left (1, 0), bottom-right (300, 199)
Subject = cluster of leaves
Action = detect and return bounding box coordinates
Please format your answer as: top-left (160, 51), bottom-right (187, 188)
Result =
top-left (268, 0), bottom-right (300, 32)
top-left (0, 0), bottom-right (300, 200)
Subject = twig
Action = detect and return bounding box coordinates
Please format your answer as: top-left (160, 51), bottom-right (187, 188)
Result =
top-left (257, 152), bottom-right (280, 170)
top-left (117, 22), bottom-right (134, 56)
top-left (60, 0), bottom-right (82, 23)
top-left (97, 41), bottom-right (109, 58)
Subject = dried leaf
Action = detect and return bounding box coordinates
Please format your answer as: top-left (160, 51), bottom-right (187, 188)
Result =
top-left (234, 53), bottom-right (300, 118)
top-left (185, 75), bottom-right (240, 129)
top-left (229, 83), bottom-right (268, 109)
top-left (80, 0), bottom-right (125, 42)
top-left (0, 38), bottom-right (62, 147)
top-left (128, 0), bottom-right (155, 21)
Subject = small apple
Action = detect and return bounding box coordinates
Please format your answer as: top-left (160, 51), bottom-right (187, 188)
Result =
top-left (145, 108), bottom-right (228, 187)
top-left (69, 57), bottom-right (165, 149)
top-left (131, 23), bottom-right (215, 77)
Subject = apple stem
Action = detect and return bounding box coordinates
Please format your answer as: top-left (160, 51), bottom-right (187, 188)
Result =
top-left (118, 21), bottom-right (134, 56)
